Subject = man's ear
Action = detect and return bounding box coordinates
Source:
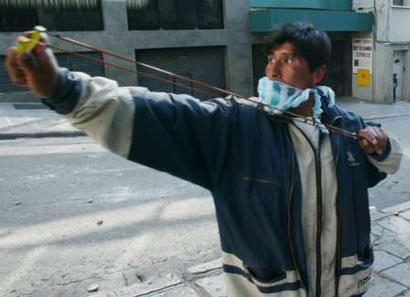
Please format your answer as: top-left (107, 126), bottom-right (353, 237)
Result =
top-left (313, 65), bottom-right (327, 84)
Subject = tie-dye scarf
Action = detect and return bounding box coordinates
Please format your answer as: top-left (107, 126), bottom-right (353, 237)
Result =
top-left (257, 76), bottom-right (335, 133)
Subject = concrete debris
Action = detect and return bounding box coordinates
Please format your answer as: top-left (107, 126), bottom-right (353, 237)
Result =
top-left (87, 283), bottom-right (100, 292)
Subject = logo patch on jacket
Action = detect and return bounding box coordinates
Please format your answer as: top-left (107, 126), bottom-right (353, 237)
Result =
top-left (347, 151), bottom-right (360, 167)
top-left (358, 275), bottom-right (371, 289)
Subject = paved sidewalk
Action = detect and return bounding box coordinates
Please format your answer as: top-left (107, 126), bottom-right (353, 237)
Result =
top-left (80, 202), bottom-right (410, 297)
top-left (1, 97), bottom-right (410, 140)
top-left (0, 102), bottom-right (82, 139)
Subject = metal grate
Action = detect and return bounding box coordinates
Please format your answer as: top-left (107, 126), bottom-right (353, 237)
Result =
top-left (0, 0), bottom-right (100, 9)
top-left (127, 0), bottom-right (224, 30)
top-left (135, 46), bottom-right (226, 100)
top-left (0, 1), bottom-right (103, 32)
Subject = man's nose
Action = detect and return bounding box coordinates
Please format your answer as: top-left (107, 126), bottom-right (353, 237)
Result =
top-left (265, 60), bottom-right (281, 79)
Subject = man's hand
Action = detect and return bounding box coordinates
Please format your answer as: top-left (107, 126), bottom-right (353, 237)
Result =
top-left (358, 126), bottom-right (388, 155)
top-left (5, 33), bottom-right (59, 98)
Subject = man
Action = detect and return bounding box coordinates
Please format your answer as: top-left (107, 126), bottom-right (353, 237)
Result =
top-left (6, 22), bottom-right (402, 297)
top-left (393, 73), bottom-right (398, 103)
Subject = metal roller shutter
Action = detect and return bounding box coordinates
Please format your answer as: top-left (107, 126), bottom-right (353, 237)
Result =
top-left (135, 46), bottom-right (226, 100)
top-left (0, 52), bottom-right (104, 93)
top-left (0, 56), bottom-right (29, 93)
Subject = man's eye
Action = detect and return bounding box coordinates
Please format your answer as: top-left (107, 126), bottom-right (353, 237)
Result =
top-left (284, 57), bottom-right (294, 64)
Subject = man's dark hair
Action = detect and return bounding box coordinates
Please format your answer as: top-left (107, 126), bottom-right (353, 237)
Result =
top-left (265, 22), bottom-right (332, 72)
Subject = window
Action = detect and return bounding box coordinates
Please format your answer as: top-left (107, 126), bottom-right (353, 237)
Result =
top-left (127, 0), bottom-right (224, 30)
top-left (0, 0), bottom-right (103, 32)
top-left (0, 7), bottom-right (38, 32)
top-left (393, 0), bottom-right (410, 6)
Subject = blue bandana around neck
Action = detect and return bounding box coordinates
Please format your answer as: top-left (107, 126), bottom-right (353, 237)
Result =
top-left (257, 76), bottom-right (335, 133)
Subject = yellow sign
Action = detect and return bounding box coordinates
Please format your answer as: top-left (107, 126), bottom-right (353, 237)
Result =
top-left (357, 68), bottom-right (371, 87)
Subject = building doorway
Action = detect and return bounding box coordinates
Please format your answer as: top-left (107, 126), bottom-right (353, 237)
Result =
top-left (393, 50), bottom-right (406, 102)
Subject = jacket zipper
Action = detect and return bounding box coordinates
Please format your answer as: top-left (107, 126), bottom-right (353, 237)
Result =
top-left (290, 122), bottom-right (323, 297)
top-left (332, 116), bottom-right (342, 297)
top-left (286, 133), bottom-right (307, 292)
top-left (314, 142), bottom-right (323, 297)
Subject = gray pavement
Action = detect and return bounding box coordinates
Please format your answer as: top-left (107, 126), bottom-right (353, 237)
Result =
top-left (1, 96), bottom-right (410, 296)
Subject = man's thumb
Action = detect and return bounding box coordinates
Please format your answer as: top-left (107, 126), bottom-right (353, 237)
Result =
top-left (20, 51), bottom-right (39, 74)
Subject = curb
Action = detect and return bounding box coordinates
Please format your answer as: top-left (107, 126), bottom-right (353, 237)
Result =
top-left (0, 130), bottom-right (86, 140)
top-left (364, 112), bottom-right (410, 121)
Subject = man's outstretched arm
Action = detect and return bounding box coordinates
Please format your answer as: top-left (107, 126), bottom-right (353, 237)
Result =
top-left (5, 35), bottom-right (234, 189)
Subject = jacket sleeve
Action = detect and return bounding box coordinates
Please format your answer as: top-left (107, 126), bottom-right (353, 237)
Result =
top-left (43, 68), bottom-right (234, 189)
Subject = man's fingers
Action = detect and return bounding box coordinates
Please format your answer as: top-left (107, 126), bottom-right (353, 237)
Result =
top-left (20, 51), bottom-right (39, 75)
top-left (360, 139), bottom-right (369, 147)
top-left (358, 127), bottom-right (388, 155)
top-left (5, 47), bottom-right (27, 85)
top-left (374, 128), bottom-right (387, 155)
top-left (358, 130), bottom-right (376, 145)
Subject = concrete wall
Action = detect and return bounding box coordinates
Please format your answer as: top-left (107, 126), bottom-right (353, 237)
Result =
top-left (390, 7), bottom-right (410, 42)
top-left (353, 0), bottom-right (410, 103)
top-left (352, 32), bottom-right (374, 101)
top-left (373, 43), bottom-right (393, 103)
top-left (0, 0), bottom-right (254, 98)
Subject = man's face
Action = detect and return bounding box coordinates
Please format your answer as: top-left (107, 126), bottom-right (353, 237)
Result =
top-left (265, 42), bottom-right (319, 90)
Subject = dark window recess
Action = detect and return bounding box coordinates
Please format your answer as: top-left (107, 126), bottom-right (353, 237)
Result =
top-left (127, 1), bottom-right (160, 30)
top-left (393, 0), bottom-right (404, 5)
top-left (135, 46), bottom-right (226, 100)
top-left (0, 6), bottom-right (103, 32)
top-left (40, 8), bottom-right (103, 31)
top-left (197, 0), bottom-right (224, 29)
top-left (128, 0), bottom-right (223, 30)
top-left (0, 7), bottom-right (39, 32)
top-left (252, 44), bottom-right (267, 96)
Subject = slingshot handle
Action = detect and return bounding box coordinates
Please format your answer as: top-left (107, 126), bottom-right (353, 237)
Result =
top-left (16, 26), bottom-right (47, 54)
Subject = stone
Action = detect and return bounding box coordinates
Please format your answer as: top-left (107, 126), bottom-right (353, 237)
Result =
top-left (377, 216), bottom-right (410, 235)
top-left (187, 258), bottom-right (223, 275)
top-left (97, 219), bottom-right (103, 225)
top-left (373, 250), bottom-right (402, 272)
top-left (194, 274), bottom-right (226, 297)
top-left (381, 263), bottom-right (410, 287)
top-left (87, 283), bottom-right (100, 292)
top-left (374, 232), bottom-right (410, 260)
top-left (14, 201), bottom-right (22, 206)
top-left (87, 199), bottom-right (94, 204)
top-left (365, 274), bottom-right (406, 297)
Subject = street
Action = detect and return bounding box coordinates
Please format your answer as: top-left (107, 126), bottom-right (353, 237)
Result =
top-left (0, 113), bottom-right (409, 297)
top-left (0, 137), bottom-right (219, 297)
